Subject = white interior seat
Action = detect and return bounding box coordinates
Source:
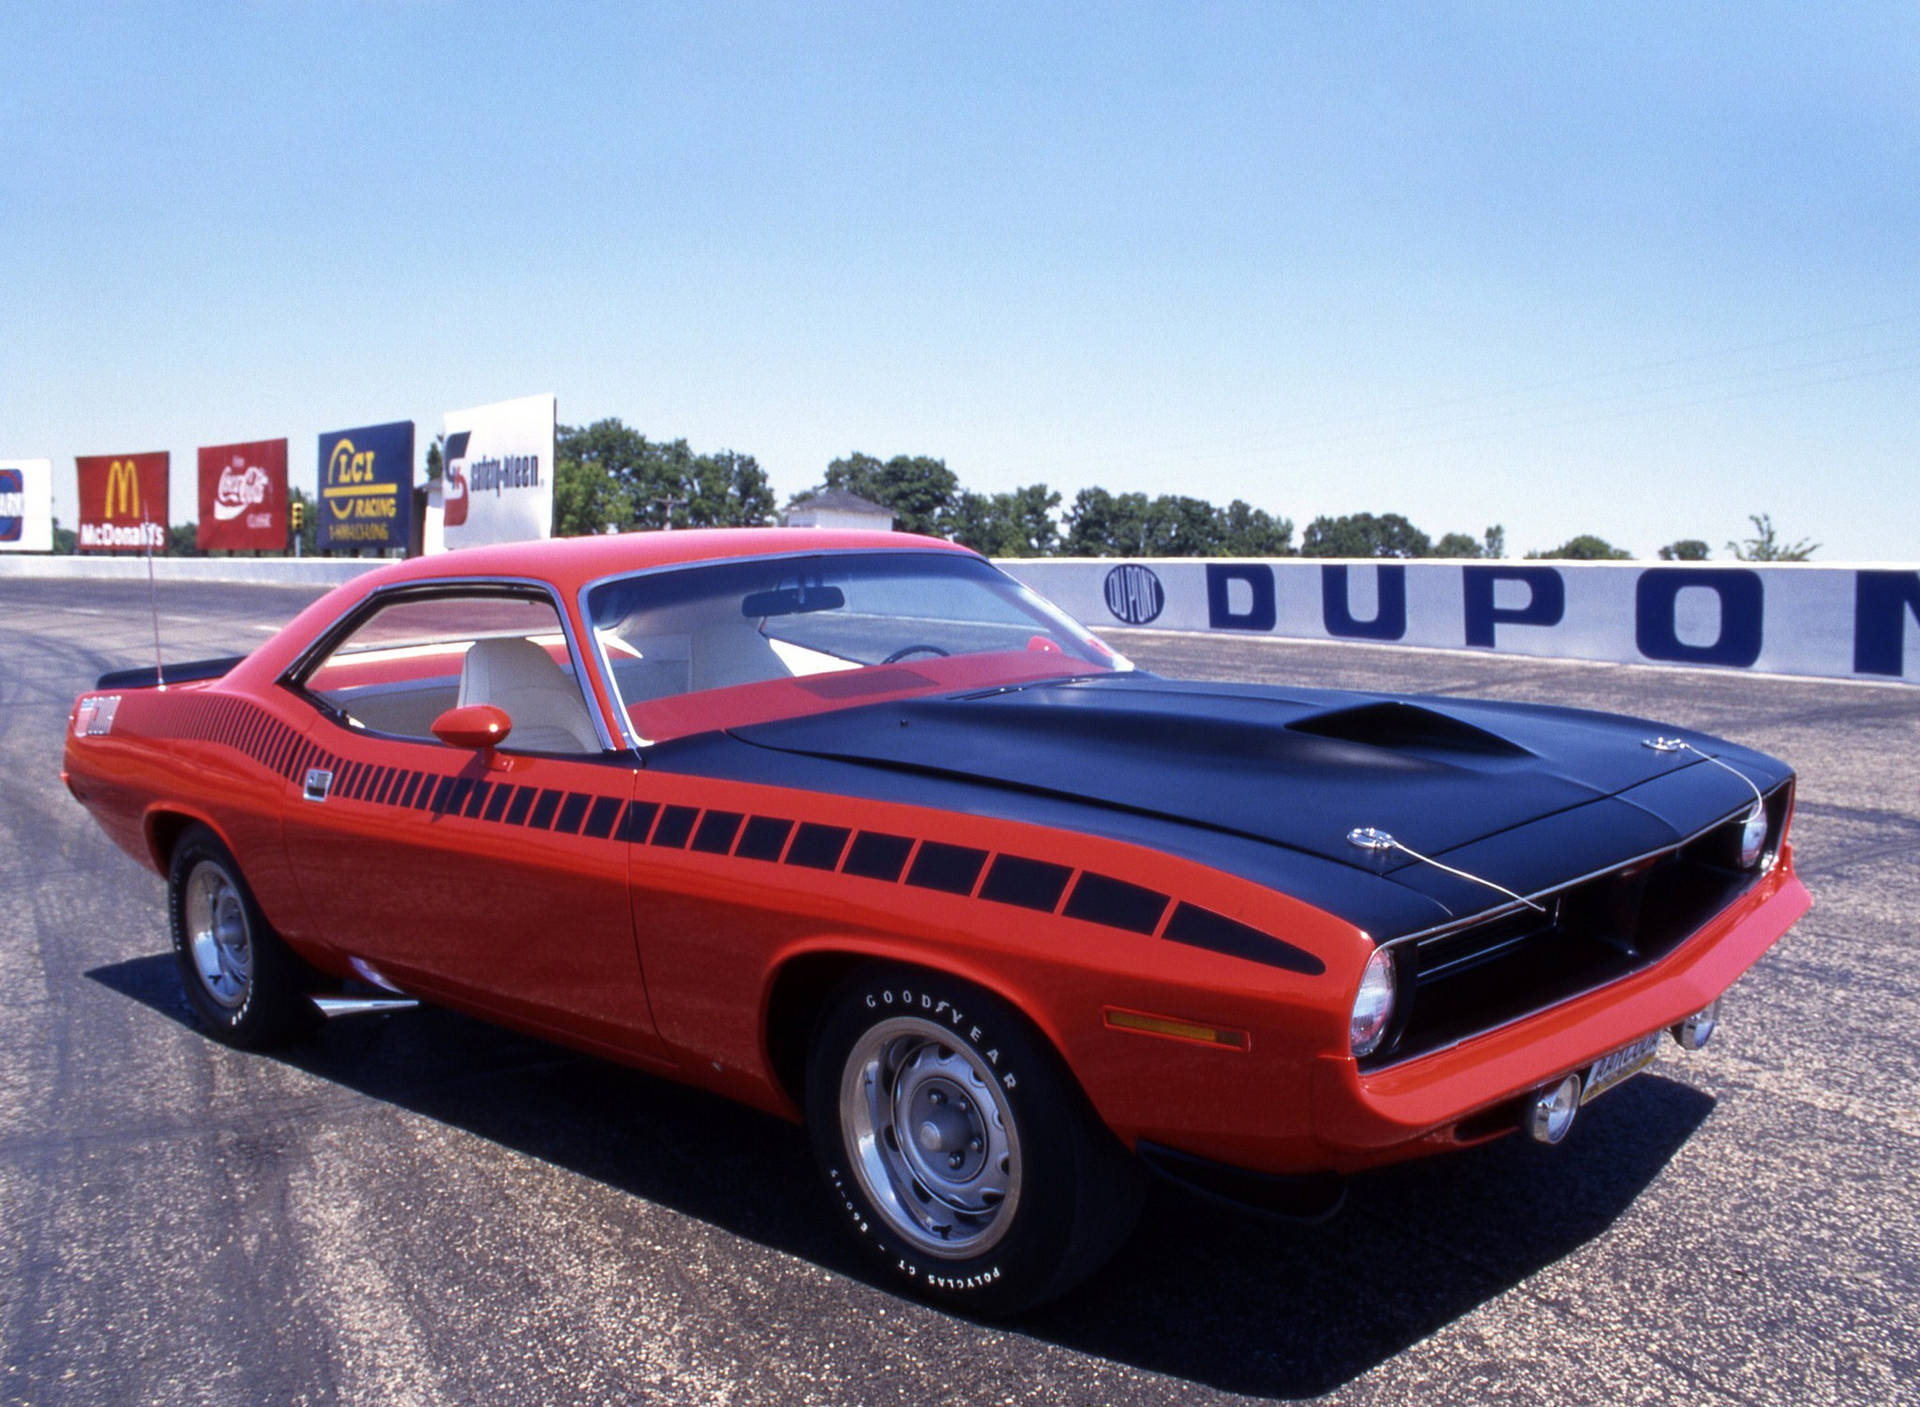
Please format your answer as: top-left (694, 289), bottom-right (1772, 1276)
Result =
top-left (456, 637), bottom-right (601, 753)
top-left (689, 624), bottom-right (789, 692)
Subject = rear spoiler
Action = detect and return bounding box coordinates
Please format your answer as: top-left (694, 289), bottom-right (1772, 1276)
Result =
top-left (95, 656), bottom-right (248, 691)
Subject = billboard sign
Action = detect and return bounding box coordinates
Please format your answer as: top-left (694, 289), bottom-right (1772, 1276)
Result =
top-left (196, 437), bottom-right (288, 552)
top-left (439, 393), bottom-right (555, 551)
top-left (316, 420), bottom-right (413, 552)
top-left (0, 458), bottom-right (54, 552)
top-left (76, 452), bottom-right (169, 552)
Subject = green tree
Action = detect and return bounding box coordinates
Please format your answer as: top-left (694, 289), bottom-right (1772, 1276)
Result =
top-left (1527, 534), bottom-right (1633, 560)
top-left (1483, 524), bottom-right (1506, 559)
top-left (1061, 489), bottom-right (1209, 556)
top-left (166, 523), bottom-right (203, 557)
top-left (1063, 489), bottom-right (1295, 557)
top-left (553, 419), bottom-right (774, 536)
top-left (684, 448), bottom-right (776, 529)
top-left (1658, 539), bottom-right (1711, 561)
top-left (1062, 487), bottom-right (1151, 556)
top-left (1147, 495), bottom-right (1226, 556)
top-left (555, 419), bottom-right (648, 535)
top-left (52, 518), bottom-right (77, 554)
top-left (1217, 499), bottom-right (1295, 556)
top-left (950, 484), bottom-right (1062, 557)
top-left (1431, 532), bottom-right (1484, 558)
top-left (1301, 512), bottom-right (1432, 558)
top-left (810, 452), bottom-right (961, 537)
top-left (1728, 513), bottom-right (1817, 562)
top-left (553, 452), bottom-right (633, 537)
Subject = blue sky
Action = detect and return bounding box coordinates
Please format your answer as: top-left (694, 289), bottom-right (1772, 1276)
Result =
top-left (4, 2), bottom-right (1915, 560)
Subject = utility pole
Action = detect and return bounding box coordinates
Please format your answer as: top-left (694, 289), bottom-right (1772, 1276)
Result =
top-left (651, 494), bottom-right (686, 530)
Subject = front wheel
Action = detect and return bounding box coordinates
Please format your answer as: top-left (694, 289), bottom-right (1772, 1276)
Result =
top-left (167, 824), bottom-right (313, 1049)
top-left (806, 966), bottom-right (1142, 1313)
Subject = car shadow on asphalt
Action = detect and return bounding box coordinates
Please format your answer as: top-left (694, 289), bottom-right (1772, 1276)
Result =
top-left (90, 953), bottom-right (1714, 1401)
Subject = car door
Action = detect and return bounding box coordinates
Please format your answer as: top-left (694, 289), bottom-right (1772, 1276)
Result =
top-left (276, 582), bottom-right (667, 1061)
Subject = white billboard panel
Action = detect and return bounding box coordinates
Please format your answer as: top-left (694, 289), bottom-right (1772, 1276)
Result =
top-left (438, 393), bottom-right (556, 552)
top-left (0, 459), bottom-right (54, 552)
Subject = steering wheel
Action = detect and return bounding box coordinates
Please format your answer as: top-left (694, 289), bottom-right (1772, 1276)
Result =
top-left (881, 643), bottom-right (950, 664)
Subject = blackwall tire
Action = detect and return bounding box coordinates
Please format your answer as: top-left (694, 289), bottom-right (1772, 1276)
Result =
top-left (167, 824), bottom-right (313, 1050)
top-left (806, 965), bottom-right (1143, 1314)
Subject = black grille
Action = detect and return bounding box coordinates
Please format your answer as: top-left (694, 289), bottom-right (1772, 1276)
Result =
top-left (1363, 783), bottom-right (1790, 1068)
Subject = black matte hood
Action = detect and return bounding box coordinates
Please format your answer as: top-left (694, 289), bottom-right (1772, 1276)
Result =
top-left (730, 675), bottom-right (1788, 876)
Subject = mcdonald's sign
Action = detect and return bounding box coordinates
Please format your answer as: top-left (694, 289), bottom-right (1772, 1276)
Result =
top-left (76, 452), bottom-right (170, 553)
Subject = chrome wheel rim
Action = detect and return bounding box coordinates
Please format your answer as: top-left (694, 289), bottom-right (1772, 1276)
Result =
top-left (183, 860), bottom-right (252, 1010)
top-left (839, 1015), bottom-right (1021, 1259)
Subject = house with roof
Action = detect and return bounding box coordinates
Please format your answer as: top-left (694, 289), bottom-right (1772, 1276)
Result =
top-left (783, 488), bottom-right (896, 532)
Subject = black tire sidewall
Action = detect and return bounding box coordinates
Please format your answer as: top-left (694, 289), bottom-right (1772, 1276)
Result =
top-left (806, 966), bottom-right (1085, 1312)
top-left (167, 825), bottom-right (300, 1048)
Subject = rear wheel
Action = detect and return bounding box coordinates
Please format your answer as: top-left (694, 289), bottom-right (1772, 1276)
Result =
top-left (167, 824), bottom-right (312, 1049)
top-left (807, 965), bottom-right (1142, 1313)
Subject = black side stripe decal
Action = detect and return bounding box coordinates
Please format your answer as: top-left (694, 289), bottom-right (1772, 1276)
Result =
top-left (1163, 902), bottom-right (1326, 976)
top-left (135, 692), bottom-right (1317, 970)
top-left (618, 801), bottom-right (660, 843)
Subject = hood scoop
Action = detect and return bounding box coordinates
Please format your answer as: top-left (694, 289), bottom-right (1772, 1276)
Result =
top-left (1289, 702), bottom-right (1534, 758)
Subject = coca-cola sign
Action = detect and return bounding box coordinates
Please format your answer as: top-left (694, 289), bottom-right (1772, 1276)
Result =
top-left (212, 461), bottom-right (272, 522)
top-left (197, 438), bottom-right (288, 552)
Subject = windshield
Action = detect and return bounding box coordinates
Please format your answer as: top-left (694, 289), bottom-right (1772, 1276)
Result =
top-left (586, 550), bottom-right (1130, 742)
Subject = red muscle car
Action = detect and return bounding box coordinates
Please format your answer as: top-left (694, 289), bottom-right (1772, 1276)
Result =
top-left (63, 529), bottom-right (1811, 1311)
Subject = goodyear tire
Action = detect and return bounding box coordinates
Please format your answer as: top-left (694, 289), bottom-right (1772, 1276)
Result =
top-left (167, 824), bottom-right (313, 1049)
top-left (807, 965), bottom-right (1143, 1314)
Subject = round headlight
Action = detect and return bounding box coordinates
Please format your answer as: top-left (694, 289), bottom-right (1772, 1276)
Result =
top-left (1350, 945), bottom-right (1398, 1058)
top-left (1739, 805), bottom-right (1767, 868)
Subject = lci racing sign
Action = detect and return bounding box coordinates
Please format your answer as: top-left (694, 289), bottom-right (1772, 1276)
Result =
top-left (438, 393), bottom-right (556, 552)
top-left (76, 452), bottom-right (170, 552)
top-left (196, 438), bottom-right (288, 552)
top-left (0, 459), bottom-right (54, 552)
top-left (316, 421), bottom-right (413, 552)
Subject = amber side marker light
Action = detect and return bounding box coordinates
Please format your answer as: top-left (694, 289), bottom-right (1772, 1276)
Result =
top-left (1103, 1007), bottom-right (1250, 1050)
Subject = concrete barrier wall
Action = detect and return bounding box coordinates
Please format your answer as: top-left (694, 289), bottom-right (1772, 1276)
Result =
top-left (999, 558), bottom-right (1920, 684)
top-left (8, 552), bottom-right (1915, 684)
top-left (0, 556), bottom-right (384, 587)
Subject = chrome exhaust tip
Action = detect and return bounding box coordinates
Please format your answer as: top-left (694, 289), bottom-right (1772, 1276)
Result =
top-left (1525, 1074), bottom-right (1583, 1145)
top-left (1671, 1000), bottom-right (1719, 1051)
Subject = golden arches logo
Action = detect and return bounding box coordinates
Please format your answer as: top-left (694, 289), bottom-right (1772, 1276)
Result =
top-left (105, 459), bottom-right (142, 519)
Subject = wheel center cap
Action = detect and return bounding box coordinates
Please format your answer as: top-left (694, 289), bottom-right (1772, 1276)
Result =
top-left (915, 1106), bottom-right (969, 1153)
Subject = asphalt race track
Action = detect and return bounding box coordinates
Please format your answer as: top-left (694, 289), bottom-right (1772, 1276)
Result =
top-left (4, 577), bottom-right (1916, 1406)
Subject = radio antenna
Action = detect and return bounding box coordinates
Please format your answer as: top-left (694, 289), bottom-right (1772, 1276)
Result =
top-left (143, 500), bottom-right (165, 687)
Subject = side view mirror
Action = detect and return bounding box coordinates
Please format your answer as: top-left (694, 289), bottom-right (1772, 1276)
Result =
top-left (432, 703), bottom-right (513, 750)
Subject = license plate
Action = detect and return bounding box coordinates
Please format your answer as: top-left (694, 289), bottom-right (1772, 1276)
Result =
top-left (1581, 1031), bottom-right (1661, 1105)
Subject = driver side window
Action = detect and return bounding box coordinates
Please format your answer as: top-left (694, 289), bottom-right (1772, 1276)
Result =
top-left (301, 590), bottom-right (602, 754)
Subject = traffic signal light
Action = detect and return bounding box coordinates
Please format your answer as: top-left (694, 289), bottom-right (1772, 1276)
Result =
top-left (290, 499), bottom-right (305, 532)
